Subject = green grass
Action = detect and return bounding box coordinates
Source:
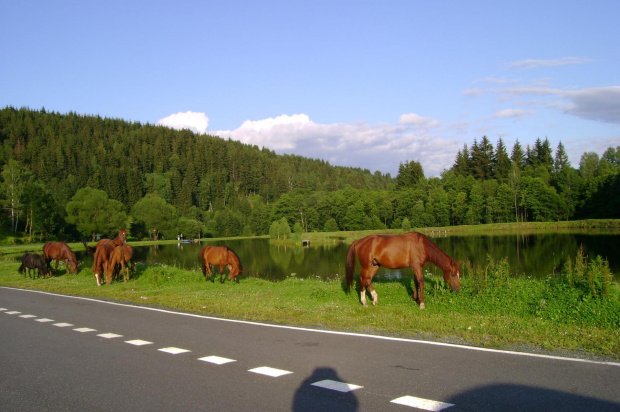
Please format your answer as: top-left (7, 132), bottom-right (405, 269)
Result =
top-left (1, 252), bottom-right (618, 360)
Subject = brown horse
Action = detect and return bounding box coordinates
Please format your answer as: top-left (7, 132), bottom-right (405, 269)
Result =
top-left (95, 228), bottom-right (127, 249)
top-left (200, 246), bottom-right (243, 283)
top-left (93, 241), bottom-right (116, 286)
top-left (346, 232), bottom-right (461, 309)
top-left (43, 242), bottom-right (79, 276)
top-left (111, 244), bottom-right (135, 282)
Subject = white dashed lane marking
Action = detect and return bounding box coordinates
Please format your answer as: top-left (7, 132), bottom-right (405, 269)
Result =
top-left (311, 379), bottom-right (363, 393)
top-left (98, 333), bottom-right (123, 339)
top-left (249, 366), bottom-right (293, 377)
top-left (5, 304), bottom-right (458, 410)
top-left (391, 395), bottom-right (454, 411)
top-left (158, 347), bottom-right (191, 355)
top-left (198, 355), bottom-right (236, 365)
top-left (126, 339), bottom-right (153, 346)
top-left (73, 327), bottom-right (97, 333)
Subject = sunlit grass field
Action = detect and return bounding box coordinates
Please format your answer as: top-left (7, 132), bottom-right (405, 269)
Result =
top-left (1, 250), bottom-right (618, 360)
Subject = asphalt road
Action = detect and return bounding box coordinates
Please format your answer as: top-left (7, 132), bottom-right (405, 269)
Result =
top-left (1, 287), bottom-right (619, 411)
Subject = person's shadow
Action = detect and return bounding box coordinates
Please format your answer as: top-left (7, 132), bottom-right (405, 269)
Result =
top-left (292, 367), bottom-right (359, 411)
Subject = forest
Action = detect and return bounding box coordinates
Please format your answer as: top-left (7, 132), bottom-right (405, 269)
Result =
top-left (1, 106), bottom-right (619, 242)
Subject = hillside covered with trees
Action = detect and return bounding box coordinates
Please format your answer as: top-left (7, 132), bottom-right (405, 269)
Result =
top-left (1, 107), bottom-right (619, 241)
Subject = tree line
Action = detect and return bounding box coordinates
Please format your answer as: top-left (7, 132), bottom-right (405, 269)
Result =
top-left (1, 107), bottom-right (618, 242)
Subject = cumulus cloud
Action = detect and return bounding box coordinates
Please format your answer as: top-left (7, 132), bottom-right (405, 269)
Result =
top-left (210, 113), bottom-right (457, 177)
top-left (157, 111), bottom-right (209, 134)
top-left (219, 114), bottom-right (315, 150)
top-left (509, 57), bottom-right (593, 69)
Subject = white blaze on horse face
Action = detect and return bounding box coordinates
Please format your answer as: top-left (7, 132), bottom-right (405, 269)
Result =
top-left (94, 273), bottom-right (101, 286)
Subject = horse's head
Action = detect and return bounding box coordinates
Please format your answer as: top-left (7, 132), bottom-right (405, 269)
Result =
top-left (70, 259), bottom-right (79, 275)
top-left (443, 260), bottom-right (462, 292)
top-left (117, 229), bottom-right (127, 245)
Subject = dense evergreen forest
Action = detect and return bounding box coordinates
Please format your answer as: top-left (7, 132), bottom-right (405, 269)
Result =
top-left (1, 107), bottom-right (619, 241)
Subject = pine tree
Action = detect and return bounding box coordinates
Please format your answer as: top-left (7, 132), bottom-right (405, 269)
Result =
top-left (493, 137), bottom-right (512, 182)
top-left (470, 136), bottom-right (494, 180)
top-left (453, 144), bottom-right (470, 176)
top-left (511, 140), bottom-right (525, 168)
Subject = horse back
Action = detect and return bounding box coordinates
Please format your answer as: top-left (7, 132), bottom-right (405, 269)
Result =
top-left (202, 246), bottom-right (237, 267)
top-left (356, 232), bottom-right (427, 268)
top-left (122, 244), bottom-right (134, 259)
top-left (95, 242), bottom-right (115, 265)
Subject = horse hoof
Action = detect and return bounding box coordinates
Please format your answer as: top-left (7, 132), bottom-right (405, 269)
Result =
top-left (419, 303), bottom-right (425, 309)
top-left (372, 301), bottom-right (377, 306)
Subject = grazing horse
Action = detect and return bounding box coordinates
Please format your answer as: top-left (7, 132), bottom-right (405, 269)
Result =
top-left (345, 232), bottom-right (461, 309)
top-left (200, 246), bottom-right (243, 283)
top-left (43, 242), bottom-right (79, 276)
top-left (111, 244), bottom-right (135, 282)
top-left (96, 228), bottom-right (127, 249)
top-left (19, 253), bottom-right (47, 279)
top-left (93, 242), bottom-right (116, 286)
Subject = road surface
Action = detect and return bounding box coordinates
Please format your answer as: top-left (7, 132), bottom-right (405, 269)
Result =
top-left (1, 287), bottom-right (619, 411)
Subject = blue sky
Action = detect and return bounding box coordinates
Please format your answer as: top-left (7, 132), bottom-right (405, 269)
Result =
top-left (2, 1), bottom-right (619, 177)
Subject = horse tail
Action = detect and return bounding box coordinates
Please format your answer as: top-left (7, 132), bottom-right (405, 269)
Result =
top-left (82, 242), bottom-right (96, 255)
top-left (345, 241), bottom-right (357, 291)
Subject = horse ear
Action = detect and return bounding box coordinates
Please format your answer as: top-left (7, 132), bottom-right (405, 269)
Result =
top-left (456, 260), bottom-right (462, 267)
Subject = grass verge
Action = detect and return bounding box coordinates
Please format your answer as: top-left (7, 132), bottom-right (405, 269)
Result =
top-left (1, 254), bottom-right (618, 361)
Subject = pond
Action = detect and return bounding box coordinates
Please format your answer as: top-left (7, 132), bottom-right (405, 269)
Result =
top-left (75, 231), bottom-right (620, 282)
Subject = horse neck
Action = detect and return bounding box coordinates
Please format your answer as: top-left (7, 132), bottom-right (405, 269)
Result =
top-left (66, 249), bottom-right (77, 262)
top-left (423, 237), bottom-right (451, 270)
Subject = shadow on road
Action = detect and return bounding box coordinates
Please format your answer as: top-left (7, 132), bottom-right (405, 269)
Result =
top-left (292, 367), bottom-right (359, 412)
top-left (446, 383), bottom-right (620, 412)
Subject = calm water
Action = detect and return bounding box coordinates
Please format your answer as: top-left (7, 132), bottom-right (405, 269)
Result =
top-left (76, 231), bottom-right (620, 282)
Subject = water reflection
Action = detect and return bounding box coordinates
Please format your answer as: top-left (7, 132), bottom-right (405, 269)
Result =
top-left (75, 232), bottom-right (620, 281)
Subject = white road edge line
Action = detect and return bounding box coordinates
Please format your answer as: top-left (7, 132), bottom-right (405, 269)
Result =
top-left (3, 287), bottom-right (619, 367)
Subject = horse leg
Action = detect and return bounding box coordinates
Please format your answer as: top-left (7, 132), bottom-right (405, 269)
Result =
top-left (64, 258), bottom-right (70, 276)
top-left (358, 263), bottom-right (379, 306)
top-left (365, 264), bottom-right (380, 306)
top-left (412, 266), bottom-right (425, 309)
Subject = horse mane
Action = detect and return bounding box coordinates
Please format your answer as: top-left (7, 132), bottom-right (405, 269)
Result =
top-left (226, 246), bottom-right (243, 270)
top-left (419, 233), bottom-right (453, 268)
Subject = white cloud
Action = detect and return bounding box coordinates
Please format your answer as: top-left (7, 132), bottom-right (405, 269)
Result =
top-left (509, 57), bottom-right (593, 69)
top-left (211, 113), bottom-right (458, 177)
top-left (157, 111), bottom-right (209, 134)
top-left (466, 84), bottom-right (620, 125)
top-left (398, 113), bottom-right (441, 128)
top-left (223, 114), bottom-right (315, 150)
top-left (493, 109), bottom-right (534, 120)
top-left (563, 87), bottom-right (620, 125)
